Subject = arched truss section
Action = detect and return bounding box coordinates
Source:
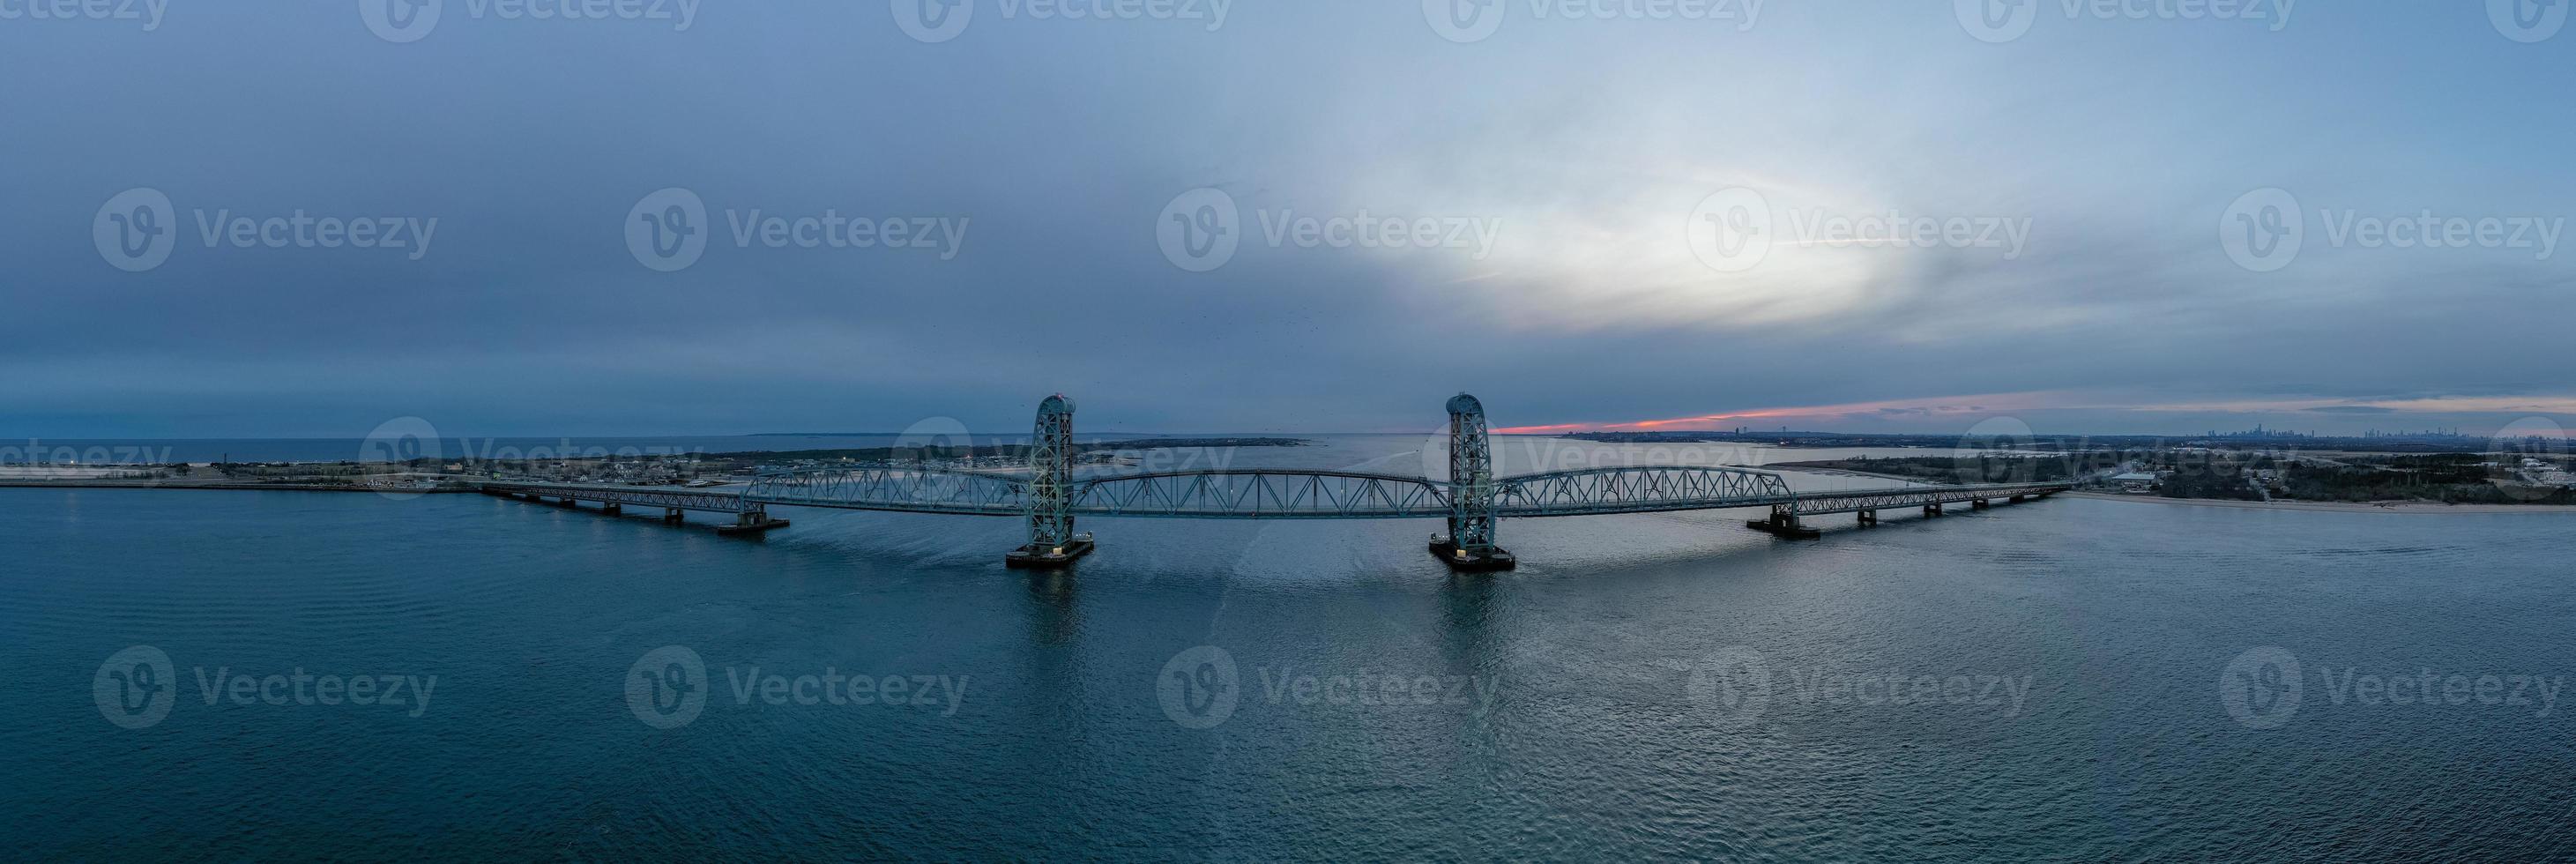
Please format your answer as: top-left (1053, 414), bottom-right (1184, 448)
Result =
top-left (745, 466), bottom-right (1029, 516)
top-left (1068, 470), bottom-right (1452, 519)
top-left (1493, 466), bottom-right (1798, 517)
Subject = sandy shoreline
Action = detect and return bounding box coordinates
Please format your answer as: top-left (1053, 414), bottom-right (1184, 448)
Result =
top-left (1768, 466), bottom-right (2576, 515)
top-left (2059, 491), bottom-right (2576, 515)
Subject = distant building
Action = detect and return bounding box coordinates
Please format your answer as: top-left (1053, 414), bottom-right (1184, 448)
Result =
top-left (2110, 472), bottom-right (2160, 493)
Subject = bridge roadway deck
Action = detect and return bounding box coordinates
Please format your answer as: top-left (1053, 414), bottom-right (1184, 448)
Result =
top-left (480, 481), bottom-right (753, 513)
top-left (480, 475), bottom-right (2071, 521)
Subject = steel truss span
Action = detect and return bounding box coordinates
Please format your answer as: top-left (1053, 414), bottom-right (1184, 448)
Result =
top-left (480, 392), bottom-right (2076, 569)
top-left (745, 466), bottom-right (1029, 516)
top-left (1072, 470), bottom-right (1450, 519)
top-left (1492, 466), bottom-right (1797, 517)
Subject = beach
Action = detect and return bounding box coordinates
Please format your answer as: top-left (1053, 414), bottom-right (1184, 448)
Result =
top-left (2059, 490), bottom-right (2576, 515)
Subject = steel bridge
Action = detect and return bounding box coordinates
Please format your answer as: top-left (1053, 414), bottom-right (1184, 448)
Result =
top-left (482, 393), bottom-right (2072, 570)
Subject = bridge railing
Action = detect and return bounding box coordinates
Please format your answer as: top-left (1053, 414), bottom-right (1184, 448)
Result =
top-left (723, 463), bottom-right (2069, 522)
top-left (1493, 466), bottom-right (1798, 517)
top-left (1789, 482), bottom-right (2069, 516)
top-left (481, 481), bottom-right (752, 513)
top-left (744, 466), bottom-right (1029, 516)
top-left (1069, 469), bottom-right (1451, 519)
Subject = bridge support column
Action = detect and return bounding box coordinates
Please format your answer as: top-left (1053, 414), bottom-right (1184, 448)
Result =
top-left (601, 503), bottom-right (622, 516)
top-left (717, 503), bottom-right (788, 536)
top-left (1432, 393), bottom-right (1515, 571)
top-left (1747, 504), bottom-right (1820, 540)
top-left (1009, 394), bottom-right (1094, 569)
top-left (1972, 498), bottom-right (1992, 510)
top-left (1925, 503), bottom-right (1944, 517)
top-left (1858, 510), bottom-right (1879, 527)
top-left (664, 508), bottom-right (684, 524)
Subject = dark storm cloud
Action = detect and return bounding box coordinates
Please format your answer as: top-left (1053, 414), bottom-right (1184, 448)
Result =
top-left (2, 2), bottom-right (2570, 437)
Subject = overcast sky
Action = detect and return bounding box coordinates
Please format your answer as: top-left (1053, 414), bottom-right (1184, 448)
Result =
top-left (4, 1), bottom-right (2571, 439)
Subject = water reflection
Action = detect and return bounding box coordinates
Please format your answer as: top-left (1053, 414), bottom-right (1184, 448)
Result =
top-left (1023, 570), bottom-right (1082, 645)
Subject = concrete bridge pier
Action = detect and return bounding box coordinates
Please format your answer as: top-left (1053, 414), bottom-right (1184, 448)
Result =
top-left (601, 503), bottom-right (622, 516)
top-left (1925, 503), bottom-right (1944, 517)
top-left (717, 504), bottom-right (788, 536)
top-left (1858, 510), bottom-right (1879, 527)
top-left (1972, 498), bottom-right (1992, 510)
top-left (664, 508), bottom-right (685, 525)
top-left (1748, 504), bottom-right (1821, 540)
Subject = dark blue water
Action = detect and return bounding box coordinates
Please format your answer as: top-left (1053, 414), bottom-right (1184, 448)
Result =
top-left (7, 436), bottom-right (2574, 860)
